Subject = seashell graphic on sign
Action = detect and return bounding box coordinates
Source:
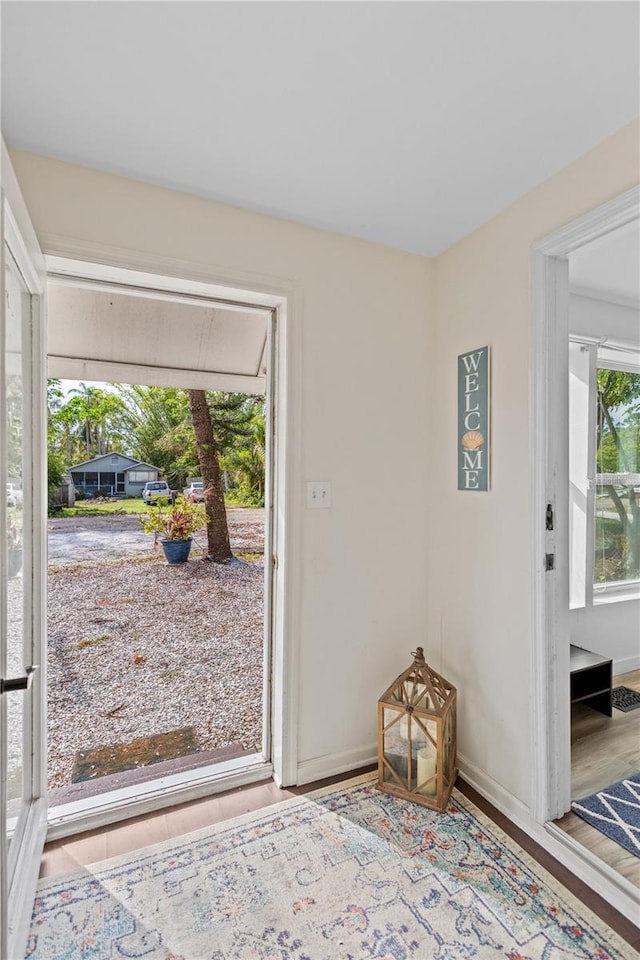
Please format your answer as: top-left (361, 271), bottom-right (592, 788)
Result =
top-left (461, 430), bottom-right (484, 451)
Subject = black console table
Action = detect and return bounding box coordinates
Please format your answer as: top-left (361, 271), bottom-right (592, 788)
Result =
top-left (570, 644), bottom-right (612, 718)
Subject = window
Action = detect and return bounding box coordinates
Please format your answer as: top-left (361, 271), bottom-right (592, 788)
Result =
top-left (593, 366), bottom-right (640, 588)
top-left (569, 342), bottom-right (640, 608)
top-left (127, 470), bottom-right (154, 483)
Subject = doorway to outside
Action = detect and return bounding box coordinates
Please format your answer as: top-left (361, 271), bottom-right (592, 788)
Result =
top-left (531, 186), bottom-right (639, 921)
top-left (44, 262), bottom-right (278, 832)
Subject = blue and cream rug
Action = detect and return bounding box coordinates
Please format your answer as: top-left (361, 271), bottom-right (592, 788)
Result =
top-left (27, 775), bottom-right (634, 959)
top-left (572, 773), bottom-right (640, 857)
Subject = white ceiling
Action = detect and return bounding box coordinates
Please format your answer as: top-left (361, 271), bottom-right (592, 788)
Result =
top-left (1, 2), bottom-right (639, 256)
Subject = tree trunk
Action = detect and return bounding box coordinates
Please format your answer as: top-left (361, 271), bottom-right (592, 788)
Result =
top-left (187, 389), bottom-right (232, 562)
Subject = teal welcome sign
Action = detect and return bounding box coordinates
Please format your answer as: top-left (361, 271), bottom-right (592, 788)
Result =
top-left (457, 346), bottom-right (490, 491)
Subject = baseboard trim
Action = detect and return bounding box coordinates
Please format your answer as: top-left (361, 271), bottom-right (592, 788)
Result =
top-left (457, 753), bottom-right (640, 924)
top-left (613, 654), bottom-right (640, 676)
top-left (457, 753), bottom-right (532, 829)
top-left (296, 744), bottom-right (377, 786)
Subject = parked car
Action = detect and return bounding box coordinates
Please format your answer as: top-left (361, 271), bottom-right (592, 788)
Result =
top-left (183, 480), bottom-right (205, 502)
top-left (142, 480), bottom-right (176, 505)
top-left (6, 482), bottom-right (23, 507)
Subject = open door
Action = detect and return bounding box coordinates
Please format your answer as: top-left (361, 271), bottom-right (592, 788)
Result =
top-left (1, 144), bottom-right (48, 960)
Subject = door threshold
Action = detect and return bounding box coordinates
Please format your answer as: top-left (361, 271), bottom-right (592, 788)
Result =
top-left (544, 820), bottom-right (639, 923)
top-left (47, 753), bottom-right (272, 841)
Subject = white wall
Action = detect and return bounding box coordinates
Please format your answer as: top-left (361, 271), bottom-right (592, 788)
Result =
top-left (428, 118), bottom-right (639, 808)
top-left (571, 601), bottom-right (640, 675)
top-left (9, 115), bottom-right (640, 809)
top-left (568, 293), bottom-right (640, 674)
top-left (9, 147), bottom-right (434, 777)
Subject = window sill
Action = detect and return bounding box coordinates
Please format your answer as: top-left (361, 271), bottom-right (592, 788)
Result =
top-left (593, 583), bottom-right (640, 605)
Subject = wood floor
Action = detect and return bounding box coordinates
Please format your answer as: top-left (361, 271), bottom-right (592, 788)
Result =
top-left (556, 670), bottom-right (640, 887)
top-left (39, 766), bottom-right (640, 952)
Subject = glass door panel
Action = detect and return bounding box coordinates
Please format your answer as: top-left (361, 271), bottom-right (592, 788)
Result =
top-left (1, 175), bottom-right (48, 960)
top-left (5, 245), bottom-right (29, 839)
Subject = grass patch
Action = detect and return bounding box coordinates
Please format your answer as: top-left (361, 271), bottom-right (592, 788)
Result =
top-left (74, 634), bottom-right (108, 650)
top-left (160, 669), bottom-right (182, 681)
top-left (58, 499), bottom-right (145, 518)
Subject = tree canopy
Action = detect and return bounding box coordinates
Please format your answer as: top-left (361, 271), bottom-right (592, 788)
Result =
top-left (595, 367), bottom-right (640, 581)
top-left (47, 381), bottom-right (266, 508)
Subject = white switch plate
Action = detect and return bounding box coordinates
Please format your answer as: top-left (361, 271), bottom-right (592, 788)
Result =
top-left (306, 481), bottom-right (331, 508)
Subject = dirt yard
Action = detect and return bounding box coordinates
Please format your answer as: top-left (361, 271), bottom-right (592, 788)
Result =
top-left (47, 509), bottom-right (265, 793)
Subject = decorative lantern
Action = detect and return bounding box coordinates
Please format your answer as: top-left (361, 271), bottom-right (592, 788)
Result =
top-left (377, 647), bottom-right (457, 812)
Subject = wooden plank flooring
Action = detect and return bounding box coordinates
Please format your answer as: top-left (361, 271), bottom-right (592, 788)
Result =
top-left (39, 765), bottom-right (640, 951)
top-left (555, 670), bottom-right (640, 887)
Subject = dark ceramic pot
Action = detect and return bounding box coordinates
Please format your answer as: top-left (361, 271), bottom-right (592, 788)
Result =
top-left (160, 538), bottom-right (192, 564)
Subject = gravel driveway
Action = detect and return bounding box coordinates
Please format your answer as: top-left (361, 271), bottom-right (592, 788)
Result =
top-left (47, 509), bottom-right (265, 793)
top-left (48, 508), bottom-right (264, 564)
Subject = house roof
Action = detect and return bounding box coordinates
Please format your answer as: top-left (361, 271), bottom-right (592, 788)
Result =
top-left (69, 453), bottom-right (159, 472)
top-left (123, 462), bottom-right (160, 474)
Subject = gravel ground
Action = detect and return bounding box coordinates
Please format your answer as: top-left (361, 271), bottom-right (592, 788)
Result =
top-left (47, 513), bottom-right (265, 791)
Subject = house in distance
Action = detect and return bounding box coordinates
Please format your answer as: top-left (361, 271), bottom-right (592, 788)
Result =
top-left (69, 453), bottom-right (160, 499)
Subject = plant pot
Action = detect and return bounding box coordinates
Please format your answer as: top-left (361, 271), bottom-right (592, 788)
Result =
top-left (160, 538), bottom-right (192, 564)
top-left (8, 548), bottom-right (23, 578)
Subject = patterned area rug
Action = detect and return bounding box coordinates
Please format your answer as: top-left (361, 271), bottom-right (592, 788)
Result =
top-left (572, 773), bottom-right (640, 857)
top-left (611, 686), bottom-right (640, 713)
top-left (27, 775), bottom-right (635, 960)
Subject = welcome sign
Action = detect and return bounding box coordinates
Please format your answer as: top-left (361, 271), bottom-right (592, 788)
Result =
top-left (457, 346), bottom-right (490, 491)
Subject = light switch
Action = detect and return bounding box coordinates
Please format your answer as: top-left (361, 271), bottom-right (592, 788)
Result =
top-left (306, 481), bottom-right (331, 509)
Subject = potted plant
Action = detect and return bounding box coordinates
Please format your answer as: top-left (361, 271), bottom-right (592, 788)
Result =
top-left (7, 506), bottom-right (23, 578)
top-left (139, 496), bottom-right (206, 564)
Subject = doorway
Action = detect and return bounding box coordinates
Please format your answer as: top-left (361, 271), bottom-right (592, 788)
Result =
top-left (530, 186), bottom-right (640, 917)
top-left (43, 259), bottom-right (286, 838)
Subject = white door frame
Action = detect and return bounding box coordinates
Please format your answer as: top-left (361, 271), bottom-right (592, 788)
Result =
top-left (530, 186), bottom-right (640, 824)
top-left (40, 247), bottom-right (302, 838)
top-left (1, 147), bottom-right (49, 960)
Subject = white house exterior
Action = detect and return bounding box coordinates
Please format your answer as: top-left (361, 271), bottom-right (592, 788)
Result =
top-left (69, 453), bottom-right (160, 498)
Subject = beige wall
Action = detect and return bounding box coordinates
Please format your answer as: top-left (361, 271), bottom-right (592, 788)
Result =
top-left (428, 118), bottom-right (639, 805)
top-left (9, 148), bottom-right (434, 773)
top-left (10, 116), bottom-right (639, 804)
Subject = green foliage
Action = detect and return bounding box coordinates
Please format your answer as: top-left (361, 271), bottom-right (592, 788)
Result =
top-left (594, 368), bottom-right (640, 582)
top-left (596, 369), bottom-right (640, 472)
top-left (47, 381), bottom-right (266, 508)
top-left (48, 380), bottom-right (128, 465)
top-left (139, 496), bottom-right (206, 541)
top-left (219, 398), bottom-right (266, 505)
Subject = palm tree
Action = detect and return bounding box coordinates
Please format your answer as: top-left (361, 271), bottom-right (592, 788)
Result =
top-left (187, 389), bottom-right (232, 562)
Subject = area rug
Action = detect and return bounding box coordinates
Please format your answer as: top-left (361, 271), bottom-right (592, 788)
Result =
top-left (611, 686), bottom-right (640, 712)
top-left (27, 775), bottom-right (635, 960)
top-left (572, 773), bottom-right (640, 858)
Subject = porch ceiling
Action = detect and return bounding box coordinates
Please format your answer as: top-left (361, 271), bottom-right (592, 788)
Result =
top-left (46, 280), bottom-right (269, 394)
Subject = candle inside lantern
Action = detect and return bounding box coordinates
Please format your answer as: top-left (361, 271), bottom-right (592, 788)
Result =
top-left (417, 748), bottom-right (437, 796)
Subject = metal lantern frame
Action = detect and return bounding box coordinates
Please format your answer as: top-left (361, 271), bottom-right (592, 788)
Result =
top-left (377, 647), bottom-right (457, 812)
